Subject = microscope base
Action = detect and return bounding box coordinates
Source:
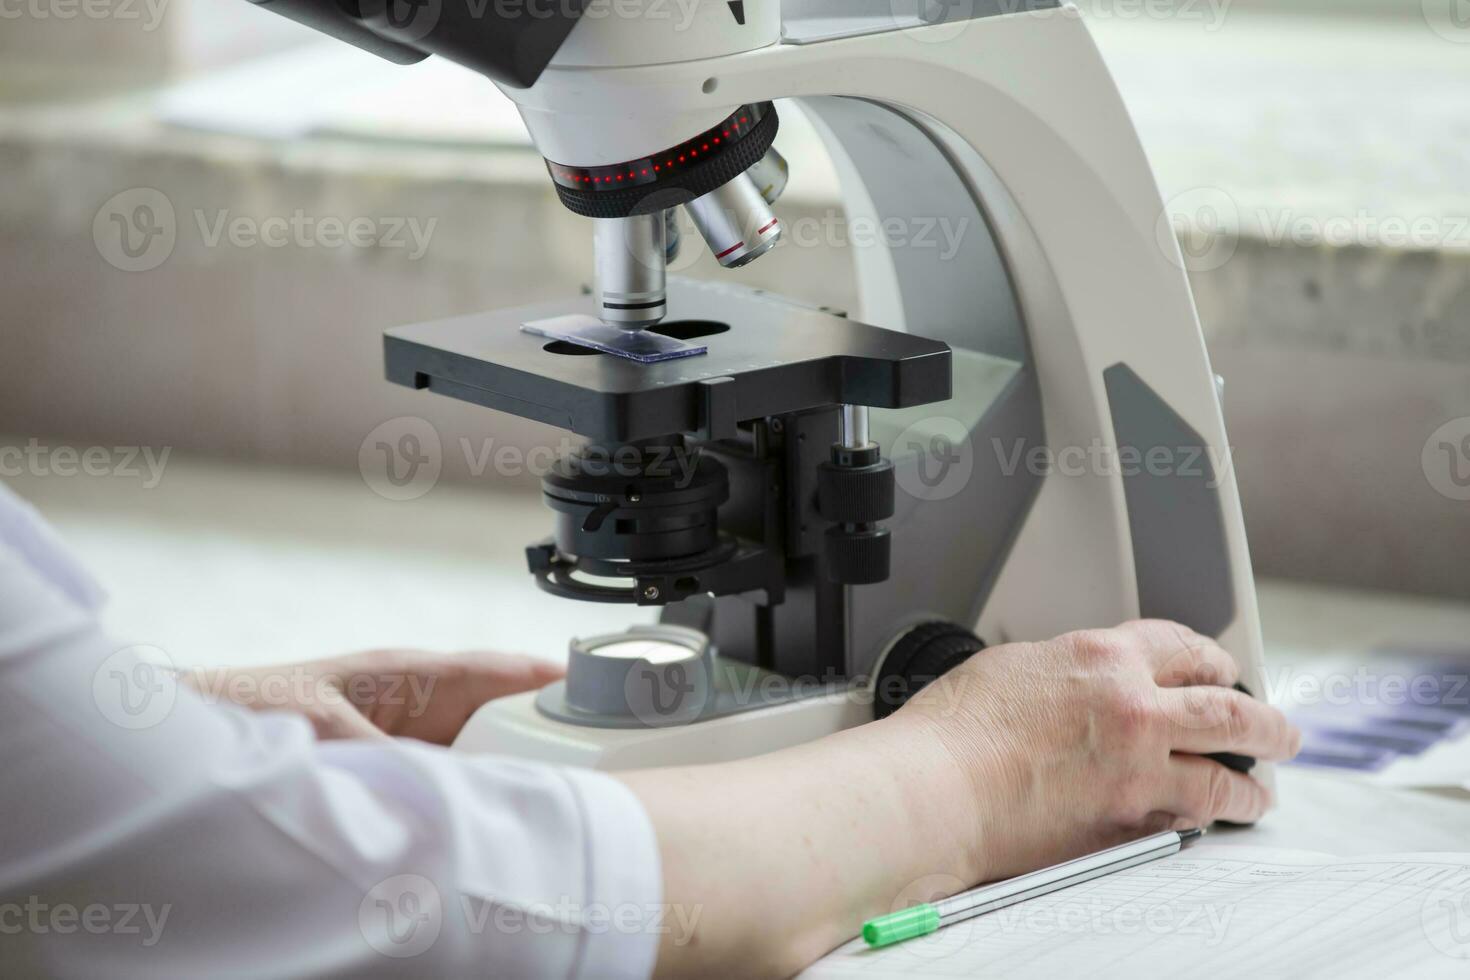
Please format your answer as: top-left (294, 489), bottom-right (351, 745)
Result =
top-left (452, 688), bottom-right (873, 770)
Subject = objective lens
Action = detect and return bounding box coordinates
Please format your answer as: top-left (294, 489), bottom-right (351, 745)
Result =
top-left (747, 146), bottom-right (789, 205)
top-left (593, 213), bottom-right (667, 328)
top-left (684, 173), bottom-right (781, 269)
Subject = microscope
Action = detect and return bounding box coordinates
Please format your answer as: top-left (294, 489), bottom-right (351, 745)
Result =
top-left (254, 0), bottom-right (1270, 771)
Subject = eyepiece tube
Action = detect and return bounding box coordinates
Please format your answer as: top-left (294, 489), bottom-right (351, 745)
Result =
top-left (684, 173), bottom-right (780, 269)
top-left (594, 213), bottom-right (667, 328)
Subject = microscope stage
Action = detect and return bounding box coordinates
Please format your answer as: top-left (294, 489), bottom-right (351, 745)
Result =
top-left (385, 279), bottom-right (952, 442)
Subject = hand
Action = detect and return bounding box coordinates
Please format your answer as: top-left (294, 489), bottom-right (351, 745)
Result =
top-left (185, 649), bottom-right (563, 744)
top-left (616, 620), bottom-right (1301, 977)
top-left (895, 619), bottom-right (1302, 882)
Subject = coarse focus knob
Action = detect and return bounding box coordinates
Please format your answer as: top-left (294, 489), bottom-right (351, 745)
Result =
top-left (874, 621), bottom-right (986, 719)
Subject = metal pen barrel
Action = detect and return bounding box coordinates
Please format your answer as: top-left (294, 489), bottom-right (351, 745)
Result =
top-left (934, 830), bottom-right (1196, 926)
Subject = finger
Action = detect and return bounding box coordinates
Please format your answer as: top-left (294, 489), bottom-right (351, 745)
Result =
top-left (1120, 620), bottom-right (1241, 689)
top-left (307, 702), bottom-right (389, 741)
top-left (1158, 686), bottom-right (1302, 761)
top-left (453, 651), bottom-right (565, 703)
top-left (1163, 754), bottom-right (1274, 825)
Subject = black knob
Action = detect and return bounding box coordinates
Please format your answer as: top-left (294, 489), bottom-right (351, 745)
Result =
top-left (875, 621), bottom-right (986, 719)
top-left (818, 442), bottom-right (896, 585)
top-left (823, 525), bottom-right (891, 585)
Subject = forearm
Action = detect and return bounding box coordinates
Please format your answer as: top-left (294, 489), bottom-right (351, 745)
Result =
top-left (618, 714), bottom-right (986, 979)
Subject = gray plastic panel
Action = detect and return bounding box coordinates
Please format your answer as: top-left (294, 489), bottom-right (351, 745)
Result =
top-left (1104, 363), bottom-right (1235, 638)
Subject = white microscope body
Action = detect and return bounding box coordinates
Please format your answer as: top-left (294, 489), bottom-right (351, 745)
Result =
top-left (447, 1), bottom-right (1269, 771)
top-left (249, 0), bottom-right (1267, 775)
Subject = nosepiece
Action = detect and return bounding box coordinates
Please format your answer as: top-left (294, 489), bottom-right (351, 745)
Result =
top-left (685, 173), bottom-right (781, 269)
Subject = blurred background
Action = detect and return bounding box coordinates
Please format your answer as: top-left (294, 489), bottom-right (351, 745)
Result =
top-left (1, 0), bottom-right (1468, 670)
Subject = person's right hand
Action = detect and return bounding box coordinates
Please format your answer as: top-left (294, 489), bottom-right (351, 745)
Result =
top-left (892, 619), bottom-right (1302, 883)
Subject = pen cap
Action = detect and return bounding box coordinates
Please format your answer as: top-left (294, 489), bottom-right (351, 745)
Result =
top-left (862, 904), bottom-right (941, 947)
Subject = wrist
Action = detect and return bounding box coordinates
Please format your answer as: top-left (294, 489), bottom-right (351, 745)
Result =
top-left (855, 712), bottom-right (996, 887)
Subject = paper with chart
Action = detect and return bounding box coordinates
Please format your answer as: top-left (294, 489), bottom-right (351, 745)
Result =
top-left (802, 847), bottom-right (1470, 979)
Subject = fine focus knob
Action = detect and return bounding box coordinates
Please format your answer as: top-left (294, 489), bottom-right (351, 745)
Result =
top-left (874, 621), bottom-right (986, 719)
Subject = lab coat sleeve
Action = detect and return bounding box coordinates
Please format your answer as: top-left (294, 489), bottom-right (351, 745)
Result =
top-left (0, 492), bottom-right (664, 979)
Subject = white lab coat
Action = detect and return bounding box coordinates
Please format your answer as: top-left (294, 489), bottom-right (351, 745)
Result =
top-left (0, 482), bottom-right (662, 978)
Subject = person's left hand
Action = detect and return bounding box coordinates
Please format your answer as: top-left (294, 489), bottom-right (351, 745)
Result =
top-left (184, 650), bottom-right (564, 744)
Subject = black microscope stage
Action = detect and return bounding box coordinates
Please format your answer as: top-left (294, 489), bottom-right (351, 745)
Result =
top-left (384, 278), bottom-right (952, 442)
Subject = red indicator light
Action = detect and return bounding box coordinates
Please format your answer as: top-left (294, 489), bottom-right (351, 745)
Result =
top-left (713, 138), bottom-right (720, 144)
top-left (679, 155), bottom-right (686, 162)
top-left (723, 130), bottom-right (730, 138)
top-left (740, 116), bottom-right (748, 123)
top-left (702, 144), bottom-right (709, 151)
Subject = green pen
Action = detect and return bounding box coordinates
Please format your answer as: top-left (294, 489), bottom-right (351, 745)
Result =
top-left (862, 828), bottom-right (1205, 948)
